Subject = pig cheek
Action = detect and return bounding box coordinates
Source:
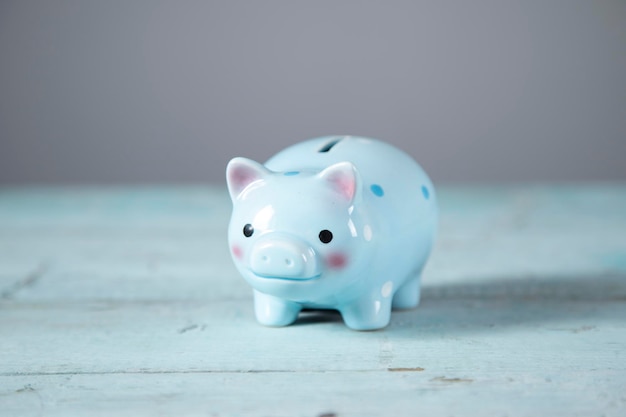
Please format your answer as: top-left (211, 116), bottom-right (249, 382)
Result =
top-left (232, 245), bottom-right (244, 261)
top-left (326, 253), bottom-right (348, 270)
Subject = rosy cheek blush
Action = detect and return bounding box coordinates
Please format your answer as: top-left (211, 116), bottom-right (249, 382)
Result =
top-left (327, 253), bottom-right (348, 269)
top-left (232, 245), bottom-right (243, 260)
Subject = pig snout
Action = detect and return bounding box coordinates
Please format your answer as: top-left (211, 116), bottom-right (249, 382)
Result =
top-left (249, 235), bottom-right (321, 280)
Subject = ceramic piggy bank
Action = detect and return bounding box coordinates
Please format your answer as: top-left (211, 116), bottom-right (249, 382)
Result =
top-left (226, 136), bottom-right (437, 330)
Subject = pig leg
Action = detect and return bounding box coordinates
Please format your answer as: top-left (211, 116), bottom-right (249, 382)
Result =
top-left (253, 290), bottom-right (302, 327)
top-left (392, 272), bottom-right (421, 310)
top-left (340, 293), bottom-right (392, 331)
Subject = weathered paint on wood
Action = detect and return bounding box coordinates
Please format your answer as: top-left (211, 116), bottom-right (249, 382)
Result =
top-left (0, 185), bottom-right (625, 416)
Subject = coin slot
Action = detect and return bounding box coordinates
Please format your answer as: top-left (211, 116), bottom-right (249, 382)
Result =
top-left (318, 138), bottom-right (342, 153)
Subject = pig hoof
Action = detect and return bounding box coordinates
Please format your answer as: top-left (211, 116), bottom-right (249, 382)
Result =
top-left (253, 290), bottom-right (301, 327)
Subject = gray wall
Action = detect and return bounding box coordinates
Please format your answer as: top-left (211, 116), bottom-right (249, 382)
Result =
top-left (1, 0), bottom-right (624, 184)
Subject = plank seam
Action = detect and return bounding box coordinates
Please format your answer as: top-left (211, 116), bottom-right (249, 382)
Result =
top-left (0, 369), bottom-right (414, 377)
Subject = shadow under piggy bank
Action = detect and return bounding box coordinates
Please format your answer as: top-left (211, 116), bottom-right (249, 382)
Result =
top-left (293, 273), bottom-right (626, 333)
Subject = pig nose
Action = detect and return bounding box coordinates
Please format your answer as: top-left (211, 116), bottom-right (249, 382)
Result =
top-left (250, 236), bottom-right (319, 279)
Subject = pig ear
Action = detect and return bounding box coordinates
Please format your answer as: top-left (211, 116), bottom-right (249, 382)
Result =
top-left (226, 157), bottom-right (271, 201)
top-left (318, 162), bottom-right (359, 203)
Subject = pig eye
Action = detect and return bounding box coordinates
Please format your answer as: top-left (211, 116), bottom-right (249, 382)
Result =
top-left (319, 229), bottom-right (333, 244)
top-left (243, 223), bottom-right (254, 237)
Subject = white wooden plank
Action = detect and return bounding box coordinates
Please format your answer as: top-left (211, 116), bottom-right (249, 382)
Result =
top-left (1, 186), bottom-right (624, 303)
top-left (1, 291), bottom-right (624, 374)
top-left (1, 369), bottom-right (624, 417)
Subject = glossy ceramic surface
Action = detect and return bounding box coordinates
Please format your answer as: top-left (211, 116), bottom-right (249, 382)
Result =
top-left (226, 136), bottom-right (438, 330)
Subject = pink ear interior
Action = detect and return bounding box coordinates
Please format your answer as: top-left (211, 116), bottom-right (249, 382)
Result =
top-left (227, 158), bottom-right (268, 199)
top-left (321, 163), bottom-right (357, 202)
top-left (229, 165), bottom-right (258, 193)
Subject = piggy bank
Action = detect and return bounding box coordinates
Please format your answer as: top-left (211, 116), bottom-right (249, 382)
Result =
top-left (226, 136), bottom-right (437, 330)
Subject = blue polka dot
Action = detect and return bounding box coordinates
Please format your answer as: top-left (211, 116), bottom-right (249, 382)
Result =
top-left (284, 171), bottom-right (300, 176)
top-left (370, 184), bottom-right (384, 197)
top-left (421, 185), bottom-right (430, 199)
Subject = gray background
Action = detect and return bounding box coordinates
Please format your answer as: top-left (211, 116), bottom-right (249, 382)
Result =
top-left (1, 0), bottom-right (624, 185)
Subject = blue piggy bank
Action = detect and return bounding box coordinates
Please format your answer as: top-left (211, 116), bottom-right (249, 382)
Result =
top-left (226, 136), bottom-right (437, 330)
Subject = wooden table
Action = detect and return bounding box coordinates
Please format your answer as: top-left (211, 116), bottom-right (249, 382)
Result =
top-left (1, 185), bottom-right (625, 416)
